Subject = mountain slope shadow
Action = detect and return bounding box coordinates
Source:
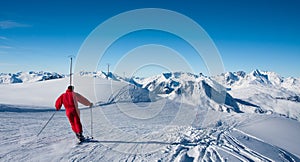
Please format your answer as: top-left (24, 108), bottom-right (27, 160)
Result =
top-left (0, 104), bottom-right (54, 113)
top-left (201, 81), bottom-right (242, 113)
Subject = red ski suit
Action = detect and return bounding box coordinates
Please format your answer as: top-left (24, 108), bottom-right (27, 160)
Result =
top-left (55, 89), bottom-right (91, 134)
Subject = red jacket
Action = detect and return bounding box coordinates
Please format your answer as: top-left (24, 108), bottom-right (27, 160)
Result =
top-left (55, 89), bottom-right (91, 113)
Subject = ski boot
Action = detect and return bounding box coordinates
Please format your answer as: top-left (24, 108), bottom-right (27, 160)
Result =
top-left (76, 132), bottom-right (85, 142)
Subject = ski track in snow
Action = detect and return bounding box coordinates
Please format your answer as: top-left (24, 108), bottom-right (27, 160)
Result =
top-left (1, 103), bottom-right (300, 161)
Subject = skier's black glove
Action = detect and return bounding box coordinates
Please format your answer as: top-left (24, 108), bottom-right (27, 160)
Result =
top-left (89, 103), bottom-right (93, 108)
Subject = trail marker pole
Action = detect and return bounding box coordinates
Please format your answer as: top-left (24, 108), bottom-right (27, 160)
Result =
top-left (69, 57), bottom-right (73, 85)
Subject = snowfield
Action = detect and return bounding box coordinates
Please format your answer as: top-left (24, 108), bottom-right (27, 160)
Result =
top-left (1, 70), bottom-right (300, 161)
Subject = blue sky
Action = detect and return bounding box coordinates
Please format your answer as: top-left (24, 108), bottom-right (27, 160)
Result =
top-left (0, 0), bottom-right (299, 77)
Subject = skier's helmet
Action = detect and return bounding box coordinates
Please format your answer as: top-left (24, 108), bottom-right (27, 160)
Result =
top-left (68, 85), bottom-right (74, 91)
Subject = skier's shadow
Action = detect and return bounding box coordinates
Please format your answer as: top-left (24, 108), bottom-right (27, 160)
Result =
top-left (92, 140), bottom-right (197, 146)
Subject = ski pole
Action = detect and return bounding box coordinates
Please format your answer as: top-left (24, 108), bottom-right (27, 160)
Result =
top-left (37, 111), bottom-right (56, 136)
top-left (82, 123), bottom-right (92, 137)
top-left (90, 104), bottom-right (93, 139)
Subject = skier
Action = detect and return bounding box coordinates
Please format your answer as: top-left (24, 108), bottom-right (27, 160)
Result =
top-left (55, 85), bottom-right (93, 142)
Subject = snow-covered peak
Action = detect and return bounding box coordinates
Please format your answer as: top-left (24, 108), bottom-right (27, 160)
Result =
top-left (131, 71), bottom-right (241, 112)
top-left (78, 71), bottom-right (131, 82)
top-left (134, 72), bottom-right (202, 84)
top-left (244, 69), bottom-right (272, 85)
top-left (282, 77), bottom-right (300, 93)
top-left (0, 71), bottom-right (64, 84)
top-left (213, 69), bottom-right (293, 88)
top-left (248, 69), bottom-right (285, 85)
top-left (265, 71), bottom-right (284, 85)
top-left (132, 72), bottom-right (204, 93)
top-left (215, 71), bottom-right (245, 86)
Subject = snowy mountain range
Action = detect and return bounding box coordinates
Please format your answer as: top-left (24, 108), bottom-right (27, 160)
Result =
top-left (212, 69), bottom-right (300, 92)
top-left (0, 71), bottom-right (64, 84)
top-left (130, 70), bottom-right (300, 120)
top-left (2, 69), bottom-right (299, 91)
top-left (1, 69), bottom-right (299, 120)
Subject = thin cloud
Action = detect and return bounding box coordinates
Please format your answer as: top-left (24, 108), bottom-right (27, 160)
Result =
top-left (0, 45), bottom-right (12, 49)
top-left (0, 51), bottom-right (8, 55)
top-left (0, 36), bottom-right (8, 40)
top-left (0, 20), bottom-right (31, 29)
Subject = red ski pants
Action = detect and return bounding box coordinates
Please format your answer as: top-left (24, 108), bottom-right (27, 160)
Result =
top-left (66, 109), bottom-right (82, 134)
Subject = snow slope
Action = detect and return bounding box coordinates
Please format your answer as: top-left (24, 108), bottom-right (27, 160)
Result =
top-left (1, 73), bottom-right (300, 161)
top-left (1, 103), bottom-right (300, 161)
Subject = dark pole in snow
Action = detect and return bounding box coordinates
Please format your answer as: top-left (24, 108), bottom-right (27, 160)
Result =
top-left (70, 57), bottom-right (73, 85)
top-left (107, 63), bottom-right (110, 79)
top-left (90, 105), bottom-right (93, 139)
top-left (37, 111), bottom-right (56, 136)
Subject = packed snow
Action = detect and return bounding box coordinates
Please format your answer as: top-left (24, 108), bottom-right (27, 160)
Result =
top-left (1, 70), bottom-right (300, 161)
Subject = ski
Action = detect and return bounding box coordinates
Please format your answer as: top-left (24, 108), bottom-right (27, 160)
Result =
top-left (76, 136), bottom-right (98, 145)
